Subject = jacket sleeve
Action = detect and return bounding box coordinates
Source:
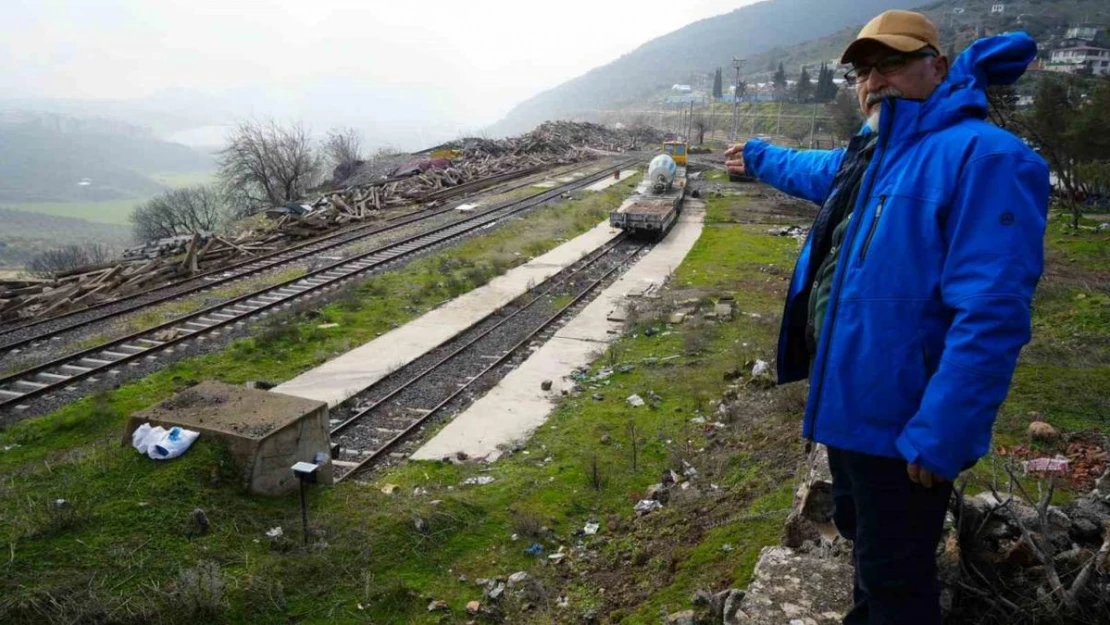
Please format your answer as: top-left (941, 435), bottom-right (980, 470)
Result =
top-left (742, 139), bottom-right (845, 205)
top-left (895, 151), bottom-right (1050, 479)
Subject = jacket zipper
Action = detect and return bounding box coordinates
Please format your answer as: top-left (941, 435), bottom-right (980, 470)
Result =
top-left (858, 195), bottom-right (887, 263)
top-left (805, 102), bottom-right (895, 441)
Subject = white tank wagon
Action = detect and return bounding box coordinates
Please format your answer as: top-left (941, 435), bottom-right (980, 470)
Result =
top-left (609, 153), bottom-right (686, 238)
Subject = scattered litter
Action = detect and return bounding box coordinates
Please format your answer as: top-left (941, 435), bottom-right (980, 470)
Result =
top-left (1024, 457), bottom-right (1070, 474)
top-left (381, 483), bottom-right (399, 495)
top-left (488, 582), bottom-right (506, 600)
top-left (583, 522), bottom-right (600, 535)
top-left (548, 551), bottom-right (566, 562)
top-left (510, 533), bottom-right (520, 542)
top-left (626, 394), bottom-right (645, 407)
top-left (316, 323), bottom-right (340, 329)
top-left (54, 498), bottom-right (68, 508)
top-left (131, 423), bottom-right (199, 460)
top-left (413, 487), bottom-right (429, 496)
top-left (635, 499), bottom-right (663, 515)
top-left (266, 526), bottom-right (284, 538)
top-left (721, 543), bottom-right (734, 552)
top-left (463, 476), bottom-right (496, 485)
top-left (467, 600), bottom-right (481, 614)
top-left (508, 571), bottom-right (529, 586)
top-left (557, 595), bottom-right (570, 608)
top-left (2, 444), bottom-right (19, 452)
top-left (524, 543), bottom-right (545, 556)
top-left (427, 599), bottom-right (448, 612)
top-left (751, 360), bottom-right (770, 377)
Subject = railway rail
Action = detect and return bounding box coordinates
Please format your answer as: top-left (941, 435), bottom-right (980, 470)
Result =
top-left (0, 159), bottom-right (638, 417)
top-left (0, 161), bottom-right (600, 356)
top-left (326, 235), bottom-right (648, 481)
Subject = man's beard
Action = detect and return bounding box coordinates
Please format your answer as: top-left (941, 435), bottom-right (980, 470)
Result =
top-left (865, 87), bottom-right (903, 133)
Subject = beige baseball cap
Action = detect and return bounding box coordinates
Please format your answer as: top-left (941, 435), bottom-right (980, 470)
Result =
top-left (840, 10), bottom-right (940, 64)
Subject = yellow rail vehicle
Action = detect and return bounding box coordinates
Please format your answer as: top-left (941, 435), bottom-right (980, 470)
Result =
top-left (662, 141), bottom-right (688, 166)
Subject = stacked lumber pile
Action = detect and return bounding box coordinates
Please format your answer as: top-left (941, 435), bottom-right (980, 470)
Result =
top-left (0, 121), bottom-right (660, 324)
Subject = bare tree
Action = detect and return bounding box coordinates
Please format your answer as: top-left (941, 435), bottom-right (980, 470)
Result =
top-left (217, 119), bottom-right (322, 216)
top-left (27, 242), bottom-right (112, 278)
top-left (691, 113), bottom-right (714, 145)
top-left (131, 185), bottom-right (227, 242)
top-left (830, 89), bottom-right (862, 142)
top-left (322, 126), bottom-right (365, 184)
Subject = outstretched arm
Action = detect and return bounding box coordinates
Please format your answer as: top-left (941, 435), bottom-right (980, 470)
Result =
top-left (727, 139), bottom-right (845, 205)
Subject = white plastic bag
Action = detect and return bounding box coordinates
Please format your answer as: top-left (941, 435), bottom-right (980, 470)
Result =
top-left (131, 423), bottom-right (199, 460)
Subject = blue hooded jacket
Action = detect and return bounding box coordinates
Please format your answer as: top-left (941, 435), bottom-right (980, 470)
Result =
top-left (742, 33), bottom-right (1049, 479)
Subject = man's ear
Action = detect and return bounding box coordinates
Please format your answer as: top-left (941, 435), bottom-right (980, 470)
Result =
top-left (933, 55), bottom-right (950, 84)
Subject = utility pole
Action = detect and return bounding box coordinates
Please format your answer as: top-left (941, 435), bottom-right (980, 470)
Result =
top-left (730, 57), bottom-right (745, 141)
top-left (687, 100), bottom-right (694, 143)
top-left (809, 101), bottom-right (818, 148)
top-left (776, 101), bottom-right (782, 137)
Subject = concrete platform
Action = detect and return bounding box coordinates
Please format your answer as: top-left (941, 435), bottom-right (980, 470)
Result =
top-left (583, 169), bottom-right (637, 192)
top-left (412, 202), bottom-right (706, 461)
top-left (272, 222), bottom-right (624, 407)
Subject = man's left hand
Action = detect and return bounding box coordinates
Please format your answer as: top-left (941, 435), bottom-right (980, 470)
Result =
top-left (907, 463), bottom-right (944, 488)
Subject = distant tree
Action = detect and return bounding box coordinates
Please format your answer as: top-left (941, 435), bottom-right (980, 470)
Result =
top-left (1008, 76), bottom-right (1110, 228)
top-left (713, 68), bottom-right (724, 100)
top-left (830, 88), bottom-right (862, 141)
top-left (217, 119), bottom-right (322, 216)
top-left (814, 63), bottom-right (838, 103)
top-left (131, 185), bottom-right (228, 242)
top-left (735, 78), bottom-right (747, 101)
top-left (773, 63), bottom-right (788, 100)
top-left (795, 67), bottom-right (813, 103)
top-left (691, 113), bottom-right (714, 145)
top-left (27, 242), bottom-right (112, 278)
top-left (322, 127), bottom-right (365, 184)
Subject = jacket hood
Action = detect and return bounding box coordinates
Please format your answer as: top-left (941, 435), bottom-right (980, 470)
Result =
top-left (884, 31), bottom-right (1037, 138)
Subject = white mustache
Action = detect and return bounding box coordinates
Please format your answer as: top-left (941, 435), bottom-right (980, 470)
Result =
top-left (867, 88), bottom-right (904, 106)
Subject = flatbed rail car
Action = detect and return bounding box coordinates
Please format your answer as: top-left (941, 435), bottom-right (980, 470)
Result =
top-left (609, 165), bottom-right (686, 238)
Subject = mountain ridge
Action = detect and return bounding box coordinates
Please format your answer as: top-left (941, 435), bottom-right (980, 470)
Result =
top-left (488, 0), bottom-right (921, 135)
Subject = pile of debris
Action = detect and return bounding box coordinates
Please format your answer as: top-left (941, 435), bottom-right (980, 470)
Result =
top-left (1, 121), bottom-right (663, 324)
top-left (945, 465), bottom-right (1110, 624)
top-left (0, 231), bottom-right (284, 322)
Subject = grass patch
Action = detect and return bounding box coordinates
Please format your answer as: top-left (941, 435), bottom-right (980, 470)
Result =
top-left (3, 187), bottom-right (1099, 624)
top-left (6, 199), bottom-right (140, 226)
top-left (149, 171), bottom-right (216, 189)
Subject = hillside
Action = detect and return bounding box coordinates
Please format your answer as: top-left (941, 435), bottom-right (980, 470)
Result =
top-left (489, 0), bottom-right (921, 135)
top-left (0, 117), bottom-right (213, 203)
top-left (742, 0), bottom-right (1110, 80)
top-left (0, 207), bottom-right (132, 269)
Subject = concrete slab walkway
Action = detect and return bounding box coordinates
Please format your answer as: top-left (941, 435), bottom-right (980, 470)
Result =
top-left (583, 169), bottom-right (637, 192)
top-left (271, 222), bottom-right (623, 406)
top-left (411, 202), bottom-right (706, 461)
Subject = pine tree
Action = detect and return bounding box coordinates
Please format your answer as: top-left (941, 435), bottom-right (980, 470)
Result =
top-left (815, 63), bottom-right (838, 103)
top-left (713, 68), bottom-right (723, 100)
top-left (796, 67), bottom-right (812, 103)
top-left (773, 63), bottom-right (787, 100)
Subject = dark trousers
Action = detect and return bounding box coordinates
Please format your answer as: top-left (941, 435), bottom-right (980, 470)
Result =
top-left (827, 445), bottom-right (953, 625)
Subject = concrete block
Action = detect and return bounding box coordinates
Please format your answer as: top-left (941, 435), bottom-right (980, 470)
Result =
top-left (123, 381), bottom-right (332, 496)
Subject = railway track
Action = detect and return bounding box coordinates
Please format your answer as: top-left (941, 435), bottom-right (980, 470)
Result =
top-left (0, 161), bottom-right (601, 356)
top-left (0, 159), bottom-right (638, 418)
top-left (326, 235), bottom-right (648, 481)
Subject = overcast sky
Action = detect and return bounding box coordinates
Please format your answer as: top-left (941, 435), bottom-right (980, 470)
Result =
top-left (1, 0), bottom-right (759, 145)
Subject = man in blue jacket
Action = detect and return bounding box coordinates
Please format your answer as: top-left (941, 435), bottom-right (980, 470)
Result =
top-left (725, 10), bottom-right (1048, 625)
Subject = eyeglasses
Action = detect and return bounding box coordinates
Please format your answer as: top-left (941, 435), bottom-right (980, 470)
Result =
top-left (844, 50), bottom-right (936, 85)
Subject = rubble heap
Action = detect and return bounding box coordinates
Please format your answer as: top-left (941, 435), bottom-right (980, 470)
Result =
top-left (717, 442), bottom-right (1110, 625)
